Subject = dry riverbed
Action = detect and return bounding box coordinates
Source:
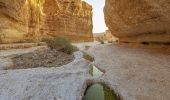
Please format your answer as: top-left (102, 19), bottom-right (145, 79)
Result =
top-left (0, 43), bottom-right (170, 100)
top-left (0, 46), bottom-right (92, 100)
top-left (79, 43), bottom-right (170, 100)
top-left (12, 48), bottom-right (73, 69)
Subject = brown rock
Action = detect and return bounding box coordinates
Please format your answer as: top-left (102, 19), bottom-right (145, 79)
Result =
top-left (41, 0), bottom-right (93, 42)
top-left (0, 0), bottom-right (44, 43)
top-left (0, 0), bottom-right (93, 43)
top-left (0, 0), bottom-right (28, 43)
top-left (26, 0), bottom-right (45, 42)
top-left (104, 0), bottom-right (170, 44)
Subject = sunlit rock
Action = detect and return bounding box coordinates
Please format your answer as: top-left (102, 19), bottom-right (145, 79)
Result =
top-left (0, 0), bottom-right (44, 43)
top-left (104, 0), bottom-right (170, 44)
top-left (41, 0), bottom-right (93, 42)
top-left (0, 0), bottom-right (93, 43)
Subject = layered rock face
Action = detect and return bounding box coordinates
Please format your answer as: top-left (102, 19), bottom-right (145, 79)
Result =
top-left (26, 0), bottom-right (45, 42)
top-left (0, 0), bottom-right (28, 43)
top-left (41, 0), bottom-right (93, 42)
top-left (104, 0), bottom-right (170, 44)
top-left (0, 0), bottom-right (92, 43)
top-left (0, 0), bottom-right (44, 43)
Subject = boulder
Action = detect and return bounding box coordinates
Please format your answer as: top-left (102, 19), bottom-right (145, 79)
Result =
top-left (104, 0), bottom-right (170, 44)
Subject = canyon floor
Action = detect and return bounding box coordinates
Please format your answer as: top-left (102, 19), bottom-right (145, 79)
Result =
top-left (0, 47), bottom-right (91, 100)
top-left (77, 42), bottom-right (170, 100)
top-left (0, 42), bottom-right (170, 100)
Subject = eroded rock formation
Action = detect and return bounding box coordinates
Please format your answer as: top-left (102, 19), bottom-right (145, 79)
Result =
top-left (104, 0), bottom-right (170, 44)
top-left (0, 0), bottom-right (93, 43)
top-left (41, 0), bottom-right (93, 42)
top-left (0, 0), bottom-right (44, 43)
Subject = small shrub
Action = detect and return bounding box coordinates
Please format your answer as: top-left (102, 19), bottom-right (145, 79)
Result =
top-left (141, 42), bottom-right (149, 45)
top-left (98, 38), bottom-right (105, 44)
top-left (108, 41), bottom-right (113, 43)
top-left (85, 45), bottom-right (90, 50)
top-left (43, 37), bottom-right (78, 54)
top-left (83, 52), bottom-right (94, 62)
top-left (100, 41), bottom-right (105, 44)
top-left (115, 40), bottom-right (119, 43)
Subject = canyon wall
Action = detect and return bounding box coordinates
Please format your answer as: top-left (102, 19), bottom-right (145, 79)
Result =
top-left (41, 0), bottom-right (93, 42)
top-left (0, 0), bottom-right (44, 43)
top-left (0, 0), bottom-right (93, 43)
top-left (104, 0), bottom-right (170, 44)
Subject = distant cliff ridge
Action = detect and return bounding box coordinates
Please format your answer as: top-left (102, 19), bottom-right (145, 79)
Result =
top-left (0, 0), bottom-right (93, 43)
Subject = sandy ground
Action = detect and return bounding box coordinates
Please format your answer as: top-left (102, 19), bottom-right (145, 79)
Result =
top-left (79, 43), bottom-right (170, 100)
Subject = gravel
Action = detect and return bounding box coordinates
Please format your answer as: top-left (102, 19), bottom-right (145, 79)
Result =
top-left (11, 48), bottom-right (74, 69)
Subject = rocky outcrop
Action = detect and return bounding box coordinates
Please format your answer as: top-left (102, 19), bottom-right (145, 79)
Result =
top-left (0, 0), bottom-right (44, 43)
top-left (0, 0), bottom-right (28, 43)
top-left (0, 0), bottom-right (92, 43)
top-left (41, 0), bottom-right (93, 42)
top-left (104, 0), bottom-right (170, 44)
top-left (26, 0), bottom-right (45, 42)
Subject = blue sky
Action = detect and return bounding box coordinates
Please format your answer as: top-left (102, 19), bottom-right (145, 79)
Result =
top-left (83, 0), bottom-right (108, 33)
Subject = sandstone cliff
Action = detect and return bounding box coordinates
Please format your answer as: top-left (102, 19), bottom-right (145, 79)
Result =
top-left (0, 0), bottom-right (93, 43)
top-left (0, 0), bottom-right (44, 43)
top-left (104, 0), bottom-right (170, 44)
top-left (0, 0), bottom-right (28, 43)
top-left (41, 0), bottom-right (93, 42)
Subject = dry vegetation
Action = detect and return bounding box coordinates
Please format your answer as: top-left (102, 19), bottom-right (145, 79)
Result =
top-left (42, 37), bottom-right (79, 54)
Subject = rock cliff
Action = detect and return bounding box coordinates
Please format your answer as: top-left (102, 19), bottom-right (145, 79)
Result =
top-left (0, 0), bottom-right (44, 43)
top-left (41, 0), bottom-right (93, 42)
top-left (0, 0), bottom-right (93, 43)
top-left (104, 0), bottom-right (170, 44)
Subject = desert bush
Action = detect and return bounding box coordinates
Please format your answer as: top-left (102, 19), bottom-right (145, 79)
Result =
top-left (83, 52), bottom-right (94, 62)
top-left (98, 38), bottom-right (105, 44)
top-left (85, 45), bottom-right (90, 50)
top-left (43, 37), bottom-right (78, 54)
top-left (100, 41), bottom-right (105, 44)
top-left (108, 41), bottom-right (113, 43)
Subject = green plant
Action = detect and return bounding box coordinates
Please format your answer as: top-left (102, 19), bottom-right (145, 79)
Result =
top-left (100, 41), bottom-right (105, 44)
top-left (83, 52), bottom-right (94, 62)
top-left (43, 37), bottom-right (78, 54)
top-left (98, 38), bottom-right (105, 44)
top-left (85, 45), bottom-right (90, 50)
top-left (108, 41), bottom-right (113, 43)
